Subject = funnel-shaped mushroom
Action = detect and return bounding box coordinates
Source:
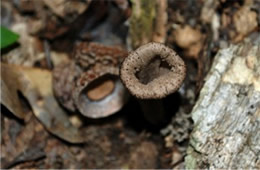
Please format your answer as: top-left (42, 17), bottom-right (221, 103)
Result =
top-left (120, 42), bottom-right (186, 99)
top-left (120, 42), bottom-right (186, 124)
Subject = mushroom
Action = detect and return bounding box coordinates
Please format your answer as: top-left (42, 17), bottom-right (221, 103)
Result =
top-left (53, 62), bottom-right (81, 111)
top-left (120, 42), bottom-right (186, 124)
top-left (53, 42), bottom-right (129, 118)
top-left (73, 65), bottom-right (128, 118)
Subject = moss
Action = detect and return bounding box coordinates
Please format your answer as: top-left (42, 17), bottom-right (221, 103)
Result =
top-left (184, 134), bottom-right (203, 169)
top-left (185, 147), bottom-right (198, 169)
top-left (129, 0), bottom-right (156, 49)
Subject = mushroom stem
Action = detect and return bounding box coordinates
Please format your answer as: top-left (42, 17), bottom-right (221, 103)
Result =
top-left (138, 99), bottom-right (166, 125)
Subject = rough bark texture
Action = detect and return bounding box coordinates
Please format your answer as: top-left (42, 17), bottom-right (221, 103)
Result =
top-left (185, 37), bottom-right (260, 169)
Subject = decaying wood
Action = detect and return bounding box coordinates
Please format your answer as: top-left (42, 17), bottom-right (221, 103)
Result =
top-left (185, 38), bottom-right (260, 169)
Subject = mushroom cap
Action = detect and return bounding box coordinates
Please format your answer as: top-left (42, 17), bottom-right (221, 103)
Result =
top-left (53, 42), bottom-right (129, 118)
top-left (73, 42), bottom-right (128, 69)
top-left (120, 42), bottom-right (186, 99)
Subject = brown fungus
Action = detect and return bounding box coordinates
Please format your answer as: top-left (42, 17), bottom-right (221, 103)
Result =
top-left (53, 42), bottom-right (129, 118)
top-left (74, 42), bottom-right (128, 70)
top-left (53, 62), bottom-right (81, 111)
top-left (120, 42), bottom-right (186, 124)
top-left (73, 66), bottom-right (128, 118)
top-left (120, 42), bottom-right (186, 99)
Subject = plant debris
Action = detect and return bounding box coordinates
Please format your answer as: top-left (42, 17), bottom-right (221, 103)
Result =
top-left (1, 63), bottom-right (86, 143)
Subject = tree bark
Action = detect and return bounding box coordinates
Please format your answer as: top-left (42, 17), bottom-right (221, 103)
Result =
top-left (185, 38), bottom-right (260, 169)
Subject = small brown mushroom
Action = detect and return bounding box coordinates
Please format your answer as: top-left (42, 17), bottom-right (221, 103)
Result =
top-left (53, 42), bottom-right (129, 118)
top-left (120, 42), bottom-right (186, 124)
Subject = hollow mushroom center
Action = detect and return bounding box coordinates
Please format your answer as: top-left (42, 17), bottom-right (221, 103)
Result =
top-left (136, 55), bottom-right (171, 84)
top-left (85, 75), bottom-right (116, 101)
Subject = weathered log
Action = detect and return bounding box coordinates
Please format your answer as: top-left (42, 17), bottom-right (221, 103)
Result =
top-left (185, 38), bottom-right (260, 169)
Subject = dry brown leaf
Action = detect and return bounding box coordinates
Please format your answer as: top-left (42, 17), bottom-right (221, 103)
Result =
top-left (1, 116), bottom-right (47, 169)
top-left (233, 6), bottom-right (258, 41)
top-left (1, 63), bottom-right (86, 143)
top-left (186, 41), bottom-right (204, 58)
top-left (1, 65), bottom-right (30, 119)
top-left (173, 25), bottom-right (204, 58)
top-left (173, 25), bottom-right (202, 49)
top-left (43, 0), bottom-right (91, 19)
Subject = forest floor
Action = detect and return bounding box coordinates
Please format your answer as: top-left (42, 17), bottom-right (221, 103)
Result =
top-left (1, 0), bottom-right (259, 169)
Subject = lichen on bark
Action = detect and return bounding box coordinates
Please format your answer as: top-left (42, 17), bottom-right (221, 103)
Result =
top-left (185, 38), bottom-right (260, 169)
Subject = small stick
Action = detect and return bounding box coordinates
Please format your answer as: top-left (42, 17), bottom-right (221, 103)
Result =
top-left (44, 39), bottom-right (53, 69)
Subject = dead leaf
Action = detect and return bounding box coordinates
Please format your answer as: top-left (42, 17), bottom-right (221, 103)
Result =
top-left (233, 6), bottom-right (258, 42)
top-left (233, 6), bottom-right (257, 36)
top-left (173, 25), bottom-right (202, 49)
top-left (1, 116), bottom-right (47, 169)
top-left (186, 41), bottom-right (204, 58)
top-left (1, 63), bottom-right (86, 143)
top-left (43, 0), bottom-right (91, 19)
top-left (173, 25), bottom-right (204, 58)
